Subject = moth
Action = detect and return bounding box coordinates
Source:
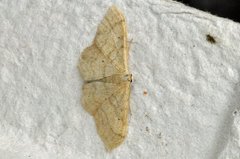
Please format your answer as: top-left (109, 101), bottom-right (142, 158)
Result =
top-left (78, 5), bottom-right (132, 150)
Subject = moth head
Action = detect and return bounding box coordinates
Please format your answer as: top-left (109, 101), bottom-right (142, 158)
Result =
top-left (123, 74), bottom-right (132, 82)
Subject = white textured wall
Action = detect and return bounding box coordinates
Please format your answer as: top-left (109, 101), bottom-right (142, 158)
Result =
top-left (0, 0), bottom-right (240, 158)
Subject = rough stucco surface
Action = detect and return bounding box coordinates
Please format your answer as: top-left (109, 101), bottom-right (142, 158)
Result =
top-left (0, 0), bottom-right (240, 158)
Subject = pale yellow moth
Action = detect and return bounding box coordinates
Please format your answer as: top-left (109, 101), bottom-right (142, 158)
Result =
top-left (78, 5), bottom-right (131, 150)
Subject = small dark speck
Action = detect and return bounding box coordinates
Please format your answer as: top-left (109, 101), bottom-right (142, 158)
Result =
top-left (206, 34), bottom-right (216, 44)
top-left (143, 90), bottom-right (148, 96)
top-left (157, 132), bottom-right (162, 139)
top-left (102, 60), bottom-right (104, 63)
top-left (145, 114), bottom-right (152, 121)
top-left (233, 110), bottom-right (238, 116)
top-left (146, 126), bottom-right (149, 132)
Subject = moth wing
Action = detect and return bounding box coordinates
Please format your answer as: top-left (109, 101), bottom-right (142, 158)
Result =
top-left (78, 6), bottom-right (128, 81)
top-left (82, 81), bottom-right (130, 150)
